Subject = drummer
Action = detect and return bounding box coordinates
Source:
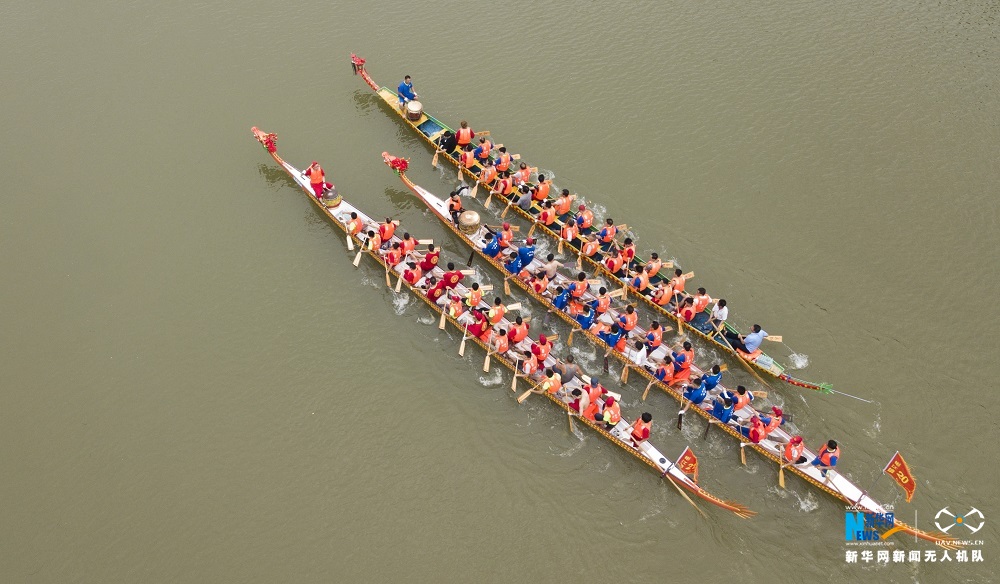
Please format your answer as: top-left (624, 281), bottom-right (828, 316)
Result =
top-left (397, 75), bottom-right (418, 110)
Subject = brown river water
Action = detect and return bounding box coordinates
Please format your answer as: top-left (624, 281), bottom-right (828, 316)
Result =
top-left (1, 1), bottom-right (997, 582)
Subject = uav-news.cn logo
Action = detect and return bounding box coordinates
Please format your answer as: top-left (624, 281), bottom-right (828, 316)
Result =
top-left (935, 507), bottom-right (985, 535)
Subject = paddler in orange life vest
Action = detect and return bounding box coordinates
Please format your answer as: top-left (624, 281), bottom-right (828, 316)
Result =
top-left (621, 238), bottom-right (636, 267)
top-left (487, 297), bottom-right (507, 324)
top-left (631, 264), bottom-right (653, 293)
top-left (580, 234), bottom-right (601, 259)
top-left (737, 406), bottom-right (787, 444)
top-left (533, 175), bottom-right (551, 201)
top-left (598, 218), bottom-right (618, 249)
top-left (531, 334), bottom-right (554, 362)
top-left (416, 243), bottom-right (439, 272)
top-left (670, 341), bottom-right (695, 385)
top-left (538, 200), bottom-right (557, 226)
top-left (464, 282), bottom-right (483, 307)
top-left (651, 280), bottom-right (675, 307)
top-left (447, 293), bottom-right (465, 319)
top-left (442, 262), bottom-right (464, 290)
top-left (478, 158), bottom-right (498, 187)
top-left (459, 145), bottom-right (476, 170)
top-left (645, 321), bottom-right (663, 352)
top-left (495, 146), bottom-right (513, 172)
top-left (784, 435), bottom-right (807, 465)
top-left (575, 204), bottom-right (595, 235)
top-left (617, 305), bottom-right (639, 336)
top-left (644, 253), bottom-right (664, 279)
top-left (402, 262), bottom-right (423, 286)
top-left (677, 296), bottom-right (698, 322)
top-left (811, 440), bottom-right (840, 477)
top-left (630, 412), bottom-right (653, 448)
top-left (363, 230), bottom-right (381, 253)
top-left (512, 162), bottom-right (531, 186)
top-left (473, 136), bottom-right (493, 162)
top-left (605, 248), bottom-right (625, 276)
top-left (491, 328), bottom-right (510, 355)
top-left (383, 242), bottom-right (403, 268)
top-left (345, 212), bottom-right (363, 237)
top-left (723, 385), bottom-right (755, 412)
top-left (507, 316), bottom-right (530, 344)
top-left (554, 189), bottom-right (574, 220)
top-left (590, 287), bottom-right (612, 317)
top-left (399, 232), bottom-right (417, 257)
top-left (594, 396), bottom-right (621, 428)
top-left (448, 190), bottom-right (464, 225)
top-left (454, 120), bottom-right (475, 153)
top-left (303, 161), bottom-right (331, 199)
top-left (378, 217), bottom-right (399, 249)
top-left (692, 287), bottom-right (713, 314)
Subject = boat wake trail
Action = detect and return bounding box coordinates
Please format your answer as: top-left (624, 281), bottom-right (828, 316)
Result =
top-left (478, 370), bottom-right (503, 387)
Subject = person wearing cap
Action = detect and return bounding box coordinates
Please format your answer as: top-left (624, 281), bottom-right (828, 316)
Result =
top-left (516, 237), bottom-right (536, 267)
top-left (725, 324), bottom-right (767, 354)
top-left (594, 396), bottom-right (621, 428)
top-left (811, 440), bottom-right (840, 477)
top-left (303, 161), bottom-right (331, 200)
top-left (531, 334), bottom-right (553, 362)
top-left (397, 75), bottom-right (418, 109)
top-left (447, 293), bottom-right (465, 319)
top-left (783, 435), bottom-right (807, 465)
top-left (629, 412), bottom-right (653, 448)
top-left (575, 203), bottom-right (595, 234)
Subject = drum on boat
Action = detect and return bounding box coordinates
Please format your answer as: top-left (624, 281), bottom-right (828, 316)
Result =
top-left (458, 210), bottom-right (480, 234)
top-left (321, 185), bottom-right (341, 207)
top-left (405, 100), bottom-right (423, 121)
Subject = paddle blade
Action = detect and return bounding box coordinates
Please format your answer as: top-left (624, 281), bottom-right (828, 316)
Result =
top-left (431, 149), bottom-right (439, 168)
top-left (703, 421), bottom-right (712, 440)
top-left (527, 223), bottom-right (537, 238)
top-left (511, 374), bottom-right (518, 392)
top-left (470, 183), bottom-right (478, 199)
top-left (484, 192), bottom-right (493, 208)
top-left (480, 285), bottom-right (493, 291)
top-left (620, 365), bottom-right (629, 383)
top-left (512, 154), bottom-right (521, 160)
top-left (438, 310), bottom-right (447, 330)
top-left (718, 363), bottom-right (728, 372)
top-left (642, 380), bottom-right (653, 401)
top-left (346, 234), bottom-right (355, 251)
top-left (765, 335), bottom-right (783, 342)
top-left (683, 271), bottom-right (694, 279)
top-left (353, 250), bottom-right (363, 267)
top-left (544, 334), bottom-right (559, 342)
top-left (778, 466), bottom-right (786, 489)
top-left (516, 388), bottom-right (534, 404)
top-left (506, 303), bottom-right (521, 311)
top-left (676, 413), bottom-right (684, 431)
top-left (557, 238), bottom-right (563, 254)
top-left (417, 239), bottom-right (433, 245)
top-left (483, 353), bottom-right (491, 372)
top-left (501, 203), bottom-right (511, 218)
top-left (394, 274), bottom-right (403, 293)
top-left (663, 261), bottom-right (674, 269)
top-left (740, 445), bottom-right (747, 466)
top-left (608, 288), bottom-right (626, 299)
top-left (504, 278), bottom-right (511, 295)
top-left (459, 336), bottom-right (467, 357)
top-left (567, 411), bottom-right (575, 434)
top-left (576, 254), bottom-right (583, 270)
top-left (567, 328), bottom-right (575, 347)
top-left (460, 269), bottom-right (476, 276)
top-left (385, 267), bottom-right (391, 287)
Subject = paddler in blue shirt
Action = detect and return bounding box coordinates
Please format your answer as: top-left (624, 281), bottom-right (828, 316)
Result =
top-left (598, 323), bottom-right (625, 350)
top-left (703, 365), bottom-right (723, 392)
top-left (504, 250), bottom-right (523, 274)
top-left (517, 237), bottom-right (536, 266)
top-left (482, 227), bottom-right (503, 258)
top-left (709, 396), bottom-right (735, 423)
top-left (552, 286), bottom-right (570, 311)
top-left (397, 75), bottom-right (418, 109)
top-left (575, 304), bottom-right (596, 331)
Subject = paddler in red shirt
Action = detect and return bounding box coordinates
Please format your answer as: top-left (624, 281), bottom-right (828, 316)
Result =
top-left (441, 262), bottom-right (464, 290)
top-left (416, 243), bottom-right (440, 272)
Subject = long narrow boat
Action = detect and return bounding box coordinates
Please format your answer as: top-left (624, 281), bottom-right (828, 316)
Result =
top-left (351, 53), bottom-right (834, 395)
top-left (381, 153), bottom-right (957, 547)
top-left (251, 126), bottom-right (754, 520)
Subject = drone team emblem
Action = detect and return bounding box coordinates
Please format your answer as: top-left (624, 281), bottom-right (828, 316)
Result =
top-left (934, 507), bottom-right (985, 534)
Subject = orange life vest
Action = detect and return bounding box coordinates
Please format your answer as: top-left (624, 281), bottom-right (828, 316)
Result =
top-left (531, 275), bottom-right (549, 294)
top-left (680, 304), bottom-right (696, 322)
top-left (784, 441), bottom-right (805, 462)
top-left (764, 415), bottom-right (782, 434)
top-left (620, 311), bottom-right (638, 332)
top-left (561, 222), bottom-right (578, 242)
top-left (509, 323), bottom-right (529, 343)
top-left (606, 255), bottom-right (624, 274)
top-left (499, 229), bottom-right (514, 248)
top-left (488, 305), bottom-right (506, 324)
top-left (404, 266), bottom-right (423, 285)
top-left (308, 165), bottom-right (324, 185)
top-left (495, 334), bottom-right (510, 354)
top-left (570, 280), bottom-right (588, 299)
top-left (465, 288), bottom-right (483, 307)
top-left (479, 165), bottom-right (497, 185)
top-left (522, 354), bottom-right (539, 375)
top-left (603, 401), bottom-right (621, 424)
top-left (496, 153), bottom-right (511, 172)
top-left (540, 208), bottom-right (556, 226)
top-left (653, 285), bottom-right (674, 306)
top-left (647, 328), bottom-right (662, 349)
top-left (400, 238), bottom-right (416, 255)
top-left (499, 178), bottom-right (514, 195)
top-left (631, 418), bottom-right (651, 442)
top-left (578, 210), bottom-right (594, 229)
top-left (385, 249), bottom-right (402, 267)
top-left (581, 240), bottom-right (600, 257)
top-left (476, 140), bottom-right (492, 159)
top-left (533, 341), bottom-right (552, 362)
top-left (694, 294), bottom-right (712, 313)
top-left (655, 362), bottom-right (674, 383)
top-left (634, 271), bottom-right (650, 291)
top-left (513, 167), bottom-right (531, 184)
top-left (677, 349), bottom-right (694, 373)
top-left (366, 234), bottom-right (382, 251)
top-left (582, 401), bottom-right (601, 421)
top-left (460, 151), bottom-right (476, 169)
top-left (817, 446), bottom-right (841, 467)
top-left (595, 295), bottom-right (611, 314)
top-left (600, 225), bottom-right (617, 243)
top-left (541, 374), bottom-right (562, 394)
top-left (456, 127), bottom-right (473, 145)
top-left (622, 244), bottom-right (635, 263)
top-left (379, 221), bottom-right (397, 241)
top-left (448, 197), bottom-right (463, 213)
top-left (646, 258), bottom-right (662, 277)
top-left (733, 391), bottom-right (751, 410)
top-left (448, 299), bottom-right (464, 318)
top-left (614, 336), bottom-right (627, 352)
top-left (748, 418), bottom-right (768, 443)
top-left (534, 181), bottom-right (550, 201)
top-left (567, 300), bottom-right (584, 316)
top-left (671, 275), bottom-right (686, 293)
top-left (347, 218), bottom-right (363, 235)
top-left (554, 196), bottom-right (572, 215)
top-left (586, 383), bottom-right (605, 404)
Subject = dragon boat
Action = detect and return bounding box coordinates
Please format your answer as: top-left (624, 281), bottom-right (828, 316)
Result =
top-left (381, 153), bottom-right (956, 547)
top-left (351, 53), bottom-right (834, 395)
top-left (251, 126), bottom-right (755, 519)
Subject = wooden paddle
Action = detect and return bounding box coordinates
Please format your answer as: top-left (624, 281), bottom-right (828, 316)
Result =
top-left (516, 387), bottom-right (537, 404)
top-left (620, 364), bottom-right (630, 383)
top-left (346, 234), bottom-right (354, 251)
top-left (503, 274), bottom-right (513, 295)
top-left (483, 333), bottom-right (493, 372)
top-left (384, 263), bottom-right (391, 287)
top-left (460, 269), bottom-right (476, 276)
top-left (641, 377), bottom-right (656, 401)
top-left (703, 418), bottom-right (715, 440)
top-left (567, 410), bottom-right (576, 434)
top-left (480, 285), bottom-right (493, 292)
top-left (608, 288), bottom-right (626, 299)
top-left (778, 460), bottom-right (795, 489)
top-left (353, 248), bottom-right (364, 267)
top-left (438, 309), bottom-right (447, 330)
top-left (501, 197), bottom-right (514, 218)
top-left (394, 272), bottom-right (404, 292)
top-left (417, 239), bottom-right (433, 245)
top-left (458, 325), bottom-right (469, 357)
top-left (714, 323), bottom-right (776, 392)
top-left (506, 303), bottom-right (521, 311)
top-left (511, 370), bottom-right (520, 392)
top-left (431, 148), bottom-right (441, 168)
top-left (765, 335), bottom-right (783, 342)
top-left (740, 442), bottom-right (748, 465)
top-left (470, 182), bottom-right (478, 199)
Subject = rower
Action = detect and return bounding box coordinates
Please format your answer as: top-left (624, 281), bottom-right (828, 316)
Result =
top-left (709, 299), bottom-right (729, 330)
top-left (621, 238), bottom-right (636, 266)
top-left (495, 147), bottom-right (512, 173)
top-left (590, 287), bottom-right (611, 317)
top-left (538, 200), bottom-right (557, 226)
top-left (459, 145), bottom-right (476, 169)
top-left (598, 218), bottom-right (617, 248)
top-left (759, 407), bottom-right (789, 444)
top-left (455, 120), bottom-right (474, 153)
top-left (487, 297), bottom-right (507, 324)
top-left (580, 234), bottom-right (601, 259)
top-left (447, 293), bottom-right (465, 319)
top-left (560, 216), bottom-right (579, 245)
top-left (702, 364), bottom-right (723, 393)
top-left (492, 173), bottom-right (515, 199)
top-left (397, 75), bottom-right (418, 109)
top-left (539, 254), bottom-right (563, 279)
top-left (653, 356), bottom-right (674, 384)
top-left (650, 280), bottom-right (675, 307)
top-left (783, 435), bottom-right (807, 465)
top-left (724, 324), bottom-right (767, 354)
top-left (304, 161), bottom-right (328, 200)
top-left (552, 286), bottom-right (570, 311)
top-left (482, 230), bottom-right (502, 258)
top-left (617, 305), bottom-right (638, 336)
top-left (441, 262), bottom-right (464, 290)
top-left (709, 396), bottom-right (735, 423)
top-left (631, 264), bottom-right (652, 293)
top-left (645, 253), bottom-right (663, 278)
top-left (496, 222), bottom-right (515, 250)
top-left (464, 282), bottom-right (483, 307)
top-left (492, 328), bottom-right (510, 354)
top-left (529, 271), bottom-right (550, 294)
top-left (466, 307), bottom-right (491, 338)
top-left (692, 288), bottom-right (713, 314)
top-left (531, 334), bottom-right (554, 362)
top-left (629, 340), bottom-right (649, 368)
top-left (725, 385), bottom-right (754, 412)
top-left (512, 162), bottom-right (531, 185)
top-left (629, 412), bottom-right (653, 448)
top-left (554, 189), bottom-right (574, 219)
top-left (811, 440), bottom-right (840, 477)
top-left (645, 321), bottom-right (663, 352)
top-left (677, 296), bottom-right (697, 322)
top-left (473, 136), bottom-right (493, 162)
top-left (345, 212), bottom-right (364, 236)
top-left (604, 248), bottom-right (625, 275)
top-left (378, 217), bottom-right (400, 247)
top-left (568, 388), bottom-right (588, 414)
top-left (740, 415), bottom-right (769, 444)
top-left (594, 396), bottom-right (621, 428)
top-left (514, 185), bottom-right (534, 212)
top-left (539, 368), bottom-right (562, 395)
top-left (519, 349), bottom-right (540, 375)
top-left (508, 316), bottom-right (530, 343)
top-left (517, 237), bottom-right (536, 267)
top-left (568, 272), bottom-right (589, 300)
top-left (597, 323), bottom-right (626, 352)
top-left (669, 268), bottom-right (688, 296)
top-left (364, 230), bottom-right (381, 253)
top-left (426, 277), bottom-right (447, 304)
top-left (575, 204), bottom-right (595, 234)
top-left (384, 242), bottom-right (403, 268)
top-left (681, 376), bottom-right (708, 407)
top-left (533, 174), bottom-right (551, 201)
top-left (399, 232), bottom-right (416, 256)
top-left (435, 130), bottom-right (457, 154)
top-left (504, 250), bottom-right (523, 274)
top-left (417, 243), bottom-right (439, 272)
top-left (575, 303), bottom-right (596, 330)
top-left (670, 341), bottom-right (694, 385)
top-left (402, 262), bottom-right (423, 285)
top-left (478, 158), bottom-right (498, 186)
top-left (553, 354), bottom-right (582, 385)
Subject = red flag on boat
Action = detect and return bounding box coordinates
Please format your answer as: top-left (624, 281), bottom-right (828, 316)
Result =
top-left (883, 451), bottom-right (916, 502)
top-left (677, 447), bottom-right (699, 483)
